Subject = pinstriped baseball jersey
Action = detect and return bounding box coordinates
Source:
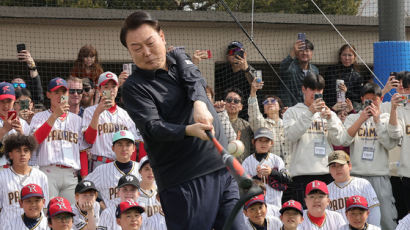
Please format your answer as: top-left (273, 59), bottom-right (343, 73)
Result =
top-left (328, 177), bottom-right (379, 224)
top-left (338, 223), bottom-right (380, 230)
top-left (140, 212), bottom-right (167, 230)
top-left (244, 216), bottom-right (283, 229)
top-left (82, 105), bottom-right (142, 159)
top-left (136, 188), bottom-right (163, 218)
top-left (72, 202), bottom-right (100, 230)
top-left (85, 161), bottom-right (140, 208)
top-left (396, 213), bottom-right (410, 230)
top-left (3, 213), bottom-right (48, 230)
top-left (97, 206), bottom-right (121, 230)
top-left (242, 153), bottom-right (285, 211)
top-left (300, 210), bottom-right (346, 230)
top-left (29, 111), bottom-right (82, 169)
top-left (0, 167), bottom-right (49, 226)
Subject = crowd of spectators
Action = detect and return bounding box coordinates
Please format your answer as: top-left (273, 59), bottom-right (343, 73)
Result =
top-left (0, 19), bottom-right (409, 230)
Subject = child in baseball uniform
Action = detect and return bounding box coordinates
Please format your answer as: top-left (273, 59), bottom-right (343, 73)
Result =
top-left (85, 130), bottom-right (140, 208)
top-left (72, 180), bottom-right (100, 230)
top-left (47, 197), bottom-right (75, 230)
top-left (327, 150), bottom-right (380, 226)
top-left (0, 134), bottom-right (49, 226)
top-left (116, 200), bottom-right (145, 230)
top-left (82, 71), bottom-right (142, 172)
top-left (279, 200), bottom-right (304, 230)
top-left (98, 174), bottom-right (140, 230)
top-left (339, 195), bottom-right (381, 230)
top-left (3, 184), bottom-right (48, 230)
top-left (243, 193), bottom-right (282, 229)
top-left (137, 157), bottom-right (163, 218)
top-left (300, 180), bottom-right (346, 229)
top-left (340, 82), bottom-right (399, 230)
top-left (283, 73), bottom-right (345, 207)
top-left (0, 82), bottom-right (30, 168)
top-left (242, 127), bottom-right (291, 214)
top-left (30, 77), bottom-right (83, 204)
top-left (388, 72), bottom-right (410, 216)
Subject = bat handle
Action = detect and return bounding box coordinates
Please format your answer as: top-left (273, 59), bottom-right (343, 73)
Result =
top-left (205, 130), bottom-right (213, 140)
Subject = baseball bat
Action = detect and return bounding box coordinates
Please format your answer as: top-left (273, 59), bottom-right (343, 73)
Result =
top-left (205, 130), bottom-right (263, 230)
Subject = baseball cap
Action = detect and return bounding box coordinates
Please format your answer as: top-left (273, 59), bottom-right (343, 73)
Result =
top-left (48, 77), bottom-right (68, 92)
top-left (112, 130), bottom-right (135, 144)
top-left (254, 127), bottom-right (274, 140)
top-left (279, 200), bottom-right (303, 215)
top-left (328, 150), bottom-right (350, 166)
top-left (227, 41), bottom-right (244, 51)
top-left (117, 174), bottom-right (140, 189)
top-left (0, 82), bottom-right (16, 100)
top-left (346, 195), bottom-right (369, 211)
top-left (97, 71), bottom-right (118, 87)
top-left (48, 197), bottom-right (75, 218)
top-left (75, 180), bottom-right (98, 194)
top-left (116, 200), bottom-right (145, 218)
top-left (305, 180), bottom-right (329, 196)
top-left (244, 194), bottom-right (265, 210)
top-left (21, 184), bottom-right (44, 200)
top-left (139, 156), bottom-right (150, 171)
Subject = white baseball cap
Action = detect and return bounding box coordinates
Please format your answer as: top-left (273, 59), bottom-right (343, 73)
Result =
top-left (97, 71), bottom-right (118, 87)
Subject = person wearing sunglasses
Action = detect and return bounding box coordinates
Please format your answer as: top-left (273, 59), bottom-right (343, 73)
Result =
top-left (15, 49), bottom-right (45, 106)
top-left (224, 87), bottom-right (254, 162)
top-left (248, 78), bottom-right (291, 170)
top-left (214, 41), bottom-right (257, 120)
top-left (67, 76), bottom-right (85, 117)
top-left (81, 78), bottom-right (96, 109)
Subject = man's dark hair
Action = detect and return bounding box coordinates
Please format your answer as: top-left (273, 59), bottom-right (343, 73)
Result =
top-left (223, 87), bottom-right (243, 102)
top-left (120, 11), bottom-right (160, 48)
top-left (360, 82), bottom-right (382, 97)
top-left (305, 39), bottom-right (314, 50)
top-left (402, 71), bottom-right (410, 89)
top-left (3, 134), bottom-right (38, 165)
top-left (303, 72), bottom-right (325, 90)
top-left (15, 88), bottom-right (31, 100)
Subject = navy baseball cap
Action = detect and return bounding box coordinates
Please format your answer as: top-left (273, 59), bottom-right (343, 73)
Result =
top-left (227, 41), bottom-right (244, 51)
top-left (0, 82), bottom-right (15, 100)
top-left (75, 180), bottom-right (98, 194)
top-left (48, 77), bottom-right (68, 92)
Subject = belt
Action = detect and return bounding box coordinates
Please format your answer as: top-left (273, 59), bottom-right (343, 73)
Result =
top-left (92, 155), bottom-right (113, 163)
top-left (54, 164), bottom-right (71, 169)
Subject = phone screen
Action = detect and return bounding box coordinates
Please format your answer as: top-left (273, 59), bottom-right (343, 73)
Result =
top-left (19, 99), bottom-right (30, 110)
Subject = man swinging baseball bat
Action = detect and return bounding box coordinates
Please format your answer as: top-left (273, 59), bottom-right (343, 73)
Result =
top-left (121, 11), bottom-right (248, 230)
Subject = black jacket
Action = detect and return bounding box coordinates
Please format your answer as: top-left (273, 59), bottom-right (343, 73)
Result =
top-left (323, 64), bottom-right (364, 107)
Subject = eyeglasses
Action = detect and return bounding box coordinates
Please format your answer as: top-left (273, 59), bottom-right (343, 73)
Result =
top-left (227, 48), bottom-right (241, 56)
top-left (263, 98), bottom-right (277, 105)
top-left (69, 89), bottom-right (83, 94)
top-left (13, 83), bottom-right (26, 88)
top-left (83, 87), bottom-right (91, 93)
top-left (226, 97), bottom-right (241, 104)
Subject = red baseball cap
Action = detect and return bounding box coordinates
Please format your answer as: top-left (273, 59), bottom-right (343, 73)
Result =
top-left (48, 197), bottom-right (75, 218)
top-left (21, 184), bottom-right (44, 200)
top-left (116, 199), bottom-right (145, 218)
top-left (280, 200), bottom-right (303, 215)
top-left (305, 180), bottom-right (329, 196)
top-left (244, 194), bottom-right (265, 210)
top-left (346, 195), bottom-right (369, 211)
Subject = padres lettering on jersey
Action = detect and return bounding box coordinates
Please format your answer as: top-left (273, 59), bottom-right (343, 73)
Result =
top-left (97, 123), bottom-right (128, 135)
top-left (329, 197), bottom-right (349, 211)
top-left (47, 130), bottom-right (78, 143)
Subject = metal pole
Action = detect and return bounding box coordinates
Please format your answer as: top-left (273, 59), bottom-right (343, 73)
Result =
top-left (378, 0), bottom-right (405, 41)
